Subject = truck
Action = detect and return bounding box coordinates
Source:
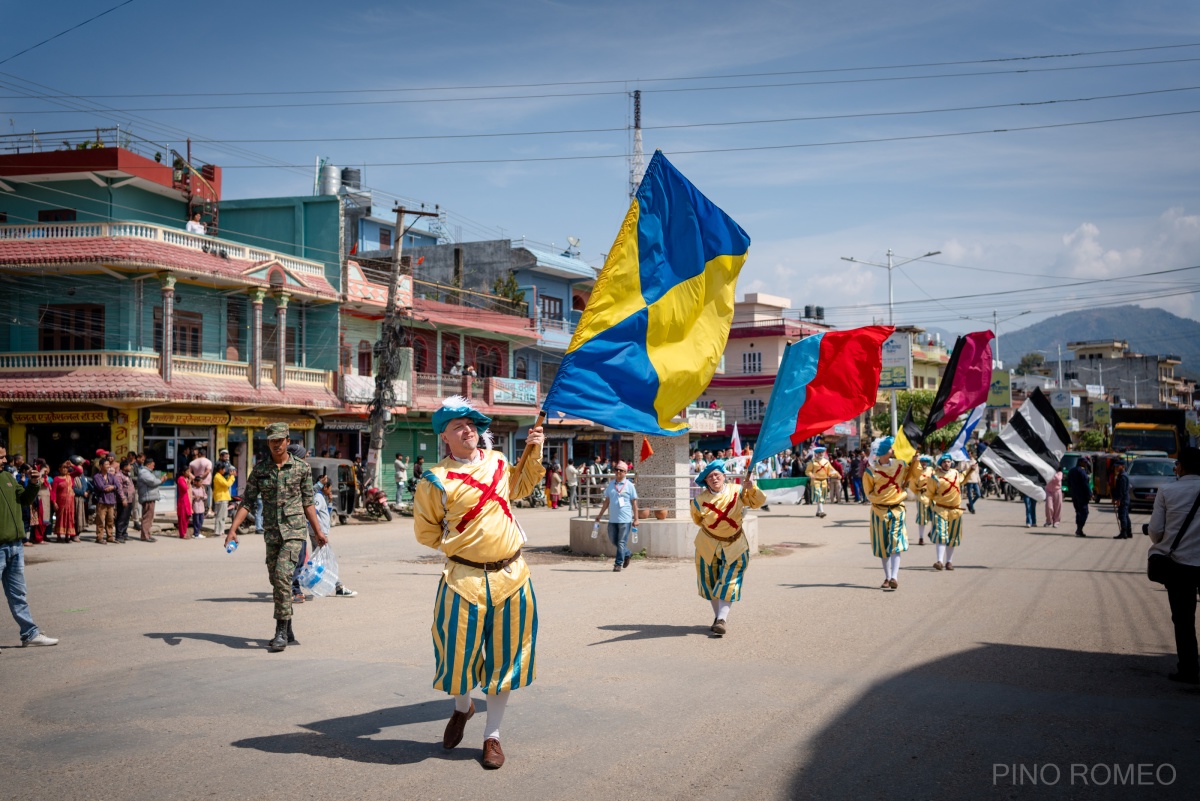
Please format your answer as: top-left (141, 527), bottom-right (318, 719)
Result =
top-left (1110, 408), bottom-right (1189, 458)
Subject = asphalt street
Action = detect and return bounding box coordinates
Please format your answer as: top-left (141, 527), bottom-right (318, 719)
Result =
top-left (2, 492), bottom-right (1196, 801)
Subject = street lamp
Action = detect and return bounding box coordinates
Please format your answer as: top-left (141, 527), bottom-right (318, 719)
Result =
top-left (960, 309), bottom-right (1032, 369)
top-left (840, 248), bottom-right (941, 434)
top-left (1120, 376), bottom-right (1152, 407)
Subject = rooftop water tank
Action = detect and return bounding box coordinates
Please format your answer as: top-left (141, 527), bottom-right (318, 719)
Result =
top-left (318, 165), bottom-right (341, 196)
top-left (341, 167), bottom-right (362, 190)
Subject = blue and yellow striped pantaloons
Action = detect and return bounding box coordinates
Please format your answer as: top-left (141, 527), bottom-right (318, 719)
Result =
top-left (929, 511), bottom-right (963, 546)
top-left (431, 577), bottom-right (537, 696)
top-left (870, 505), bottom-right (909, 557)
top-left (915, 500), bottom-right (931, 526)
top-left (696, 550), bottom-right (750, 602)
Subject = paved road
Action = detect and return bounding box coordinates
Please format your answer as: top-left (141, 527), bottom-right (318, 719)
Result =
top-left (3, 493), bottom-right (1196, 800)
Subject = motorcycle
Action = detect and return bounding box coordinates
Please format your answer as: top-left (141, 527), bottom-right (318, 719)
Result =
top-left (514, 485), bottom-right (546, 509)
top-left (362, 485), bottom-right (394, 522)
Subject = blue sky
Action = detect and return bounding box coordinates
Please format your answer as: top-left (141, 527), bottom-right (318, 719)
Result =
top-left (4, 0), bottom-right (1199, 336)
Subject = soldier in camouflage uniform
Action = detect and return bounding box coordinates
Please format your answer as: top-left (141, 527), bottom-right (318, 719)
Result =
top-left (223, 423), bottom-right (327, 652)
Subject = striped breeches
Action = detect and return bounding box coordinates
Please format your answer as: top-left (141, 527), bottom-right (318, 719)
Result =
top-left (915, 501), bottom-right (931, 526)
top-left (696, 549), bottom-right (750, 602)
top-left (431, 577), bottom-right (538, 696)
top-left (811, 481), bottom-right (827, 504)
top-left (929, 511), bottom-right (963, 546)
top-left (870, 505), bottom-right (909, 557)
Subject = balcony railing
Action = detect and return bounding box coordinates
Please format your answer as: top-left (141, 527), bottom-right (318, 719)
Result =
top-left (0, 221), bottom-right (326, 278)
top-left (411, 372), bottom-right (539, 407)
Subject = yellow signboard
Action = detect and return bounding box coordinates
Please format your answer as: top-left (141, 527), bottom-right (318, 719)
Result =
top-left (229, 414), bottom-right (316, 431)
top-left (987, 370), bottom-right (1012, 409)
top-left (13, 410), bottom-right (110, 425)
top-left (147, 411), bottom-right (230, 427)
top-left (111, 411), bottom-right (132, 460)
top-left (1092, 401), bottom-right (1111, 426)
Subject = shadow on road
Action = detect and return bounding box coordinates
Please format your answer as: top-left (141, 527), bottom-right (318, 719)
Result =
top-left (196, 592), bottom-right (273, 603)
top-left (589, 623), bottom-right (712, 645)
top-left (232, 699), bottom-right (485, 765)
top-left (779, 582), bottom-right (878, 591)
top-left (144, 632), bottom-right (266, 649)
top-left (786, 643), bottom-right (1200, 800)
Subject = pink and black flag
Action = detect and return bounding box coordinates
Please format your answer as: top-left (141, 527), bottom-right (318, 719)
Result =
top-left (753, 326), bottom-right (894, 464)
top-left (920, 330), bottom-right (995, 438)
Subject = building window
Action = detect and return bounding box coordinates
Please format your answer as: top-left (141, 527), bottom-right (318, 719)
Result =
top-left (261, 321), bottom-right (297, 365)
top-left (742, 352), bottom-right (762, 374)
top-left (40, 304), bottom-right (104, 351)
top-left (411, 335), bottom-right (430, 373)
top-left (443, 338), bottom-right (460, 374)
top-left (0, 212), bottom-right (7, 223)
top-left (743, 398), bottom-right (764, 422)
top-left (515, 356), bottom-right (528, 380)
top-left (379, 228), bottom-right (391, 249)
top-left (357, 340), bottom-right (373, 376)
top-left (37, 208), bottom-right (76, 223)
top-left (540, 295), bottom-right (563, 321)
top-left (153, 307), bottom-right (202, 357)
top-left (225, 300), bottom-right (243, 360)
top-left (475, 344), bottom-right (503, 378)
top-left (914, 376), bottom-right (924, 389)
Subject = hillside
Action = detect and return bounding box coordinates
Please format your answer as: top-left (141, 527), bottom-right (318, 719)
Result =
top-left (933, 306), bottom-right (1200, 379)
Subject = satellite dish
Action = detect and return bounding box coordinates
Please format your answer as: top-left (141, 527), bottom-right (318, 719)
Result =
top-left (567, 236), bottom-right (580, 248)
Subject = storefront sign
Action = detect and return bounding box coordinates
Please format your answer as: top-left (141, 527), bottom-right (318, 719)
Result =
top-left (111, 411), bottom-right (132, 459)
top-left (491, 378), bottom-right (538, 406)
top-left (13, 410), bottom-right (110, 425)
top-left (684, 407), bottom-right (725, 433)
top-left (987, 370), bottom-right (1012, 409)
top-left (879, 332), bottom-right (913, 391)
top-left (147, 411), bottom-right (229, 426)
top-left (321, 420), bottom-right (369, 431)
top-left (229, 414), bottom-right (317, 430)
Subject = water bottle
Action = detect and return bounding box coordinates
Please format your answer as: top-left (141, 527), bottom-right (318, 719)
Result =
top-left (591, 523), bottom-right (599, 539)
top-left (225, 541), bottom-right (238, 554)
top-left (631, 526), bottom-right (638, 544)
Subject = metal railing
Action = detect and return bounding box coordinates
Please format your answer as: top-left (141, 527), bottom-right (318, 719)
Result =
top-left (570, 472), bottom-right (707, 519)
top-left (0, 221), bottom-right (326, 277)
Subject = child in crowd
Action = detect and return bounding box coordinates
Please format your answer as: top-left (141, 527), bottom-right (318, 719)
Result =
top-left (190, 475), bottom-right (207, 539)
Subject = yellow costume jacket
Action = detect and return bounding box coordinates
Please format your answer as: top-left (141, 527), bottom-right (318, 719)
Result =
top-left (415, 445), bottom-right (545, 605)
top-left (908, 463), bottom-right (933, 504)
top-left (805, 457), bottom-right (836, 487)
top-left (923, 467), bottom-right (964, 521)
top-left (863, 458), bottom-right (914, 507)
top-left (690, 482), bottom-right (766, 564)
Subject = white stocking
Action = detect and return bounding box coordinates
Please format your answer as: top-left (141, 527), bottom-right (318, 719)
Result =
top-left (880, 557), bottom-right (889, 578)
top-left (945, 545), bottom-right (956, 564)
top-left (484, 691), bottom-right (510, 741)
top-left (710, 598), bottom-right (720, 616)
top-left (716, 600), bottom-right (732, 621)
top-left (935, 544), bottom-right (947, 563)
top-left (917, 524), bottom-right (925, 539)
top-left (887, 553), bottom-right (901, 580)
top-left (454, 693), bottom-right (473, 714)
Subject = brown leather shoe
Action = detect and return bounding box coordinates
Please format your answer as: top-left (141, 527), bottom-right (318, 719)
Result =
top-left (945, 562), bottom-right (954, 571)
top-left (711, 618), bottom-right (727, 636)
top-left (880, 580), bottom-right (890, 589)
top-left (482, 737), bottom-right (505, 769)
top-left (888, 578), bottom-right (898, 589)
top-left (443, 702), bottom-right (475, 749)
top-left (933, 561), bottom-right (944, 570)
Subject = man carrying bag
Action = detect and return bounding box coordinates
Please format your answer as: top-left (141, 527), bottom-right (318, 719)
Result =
top-left (1146, 446), bottom-right (1200, 685)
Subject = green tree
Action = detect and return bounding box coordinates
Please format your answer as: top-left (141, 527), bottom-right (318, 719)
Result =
top-left (871, 389), bottom-right (964, 452)
top-left (1077, 429), bottom-right (1104, 450)
top-left (491, 271), bottom-right (527, 315)
top-left (1015, 352), bottom-right (1045, 376)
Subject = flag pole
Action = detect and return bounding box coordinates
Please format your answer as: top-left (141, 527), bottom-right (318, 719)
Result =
top-left (513, 410), bottom-right (548, 476)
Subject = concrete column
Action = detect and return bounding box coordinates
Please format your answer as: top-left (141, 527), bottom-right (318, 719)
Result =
top-left (250, 288), bottom-right (265, 389)
top-left (275, 292), bottom-right (290, 391)
top-left (160, 275), bottom-right (176, 383)
top-left (638, 435), bottom-right (691, 519)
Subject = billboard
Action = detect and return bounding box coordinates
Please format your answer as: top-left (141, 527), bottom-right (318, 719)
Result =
top-left (987, 370), bottom-right (1011, 409)
top-left (879, 332), bottom-right (912, 391)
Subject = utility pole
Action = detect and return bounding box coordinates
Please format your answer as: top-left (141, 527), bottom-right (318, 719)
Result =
top-left (363, 204), bottom-right (439, 495)
top-left (629, 90), bottom-right (644, 199)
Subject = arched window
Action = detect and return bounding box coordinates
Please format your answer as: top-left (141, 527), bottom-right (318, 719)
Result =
top-left (357, 340), bottom-right (373, 376)
top-left (515, 356), bottom-right (528, 380)
top-left (443, 338), bottom-right (460, 374)
top-left (412, 336), bottom-right (430, 373)
top-left (475, 345), bottom-right (503, 378)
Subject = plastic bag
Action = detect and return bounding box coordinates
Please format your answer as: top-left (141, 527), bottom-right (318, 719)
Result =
top-left (296, 545), bottom-right (339, 597)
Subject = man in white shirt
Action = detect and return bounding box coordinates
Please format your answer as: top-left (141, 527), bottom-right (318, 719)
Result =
top-left (565, 461), bottom-right (579, 510)
top-left (1147, 446), bottom-right (1200, 685)
top-left (185, 211), bottom-right (206, 235)
top-left (394, 453), bottom-right (409, 503)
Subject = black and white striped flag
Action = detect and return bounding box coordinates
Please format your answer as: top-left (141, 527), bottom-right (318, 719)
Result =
top-left (979, 388), bottom-right (1071, 501)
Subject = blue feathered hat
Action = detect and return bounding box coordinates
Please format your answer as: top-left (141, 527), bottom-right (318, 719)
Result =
top-left (432, 395), bottom-right (492, 437)
top-left (875, 436), bottom-right (895, 457)
top-left (918, 454), bottom-right (933, 464)
top-left (937, 452), bottom-right (954, 466)
top-left (695, 459), bottom-right (728, 487)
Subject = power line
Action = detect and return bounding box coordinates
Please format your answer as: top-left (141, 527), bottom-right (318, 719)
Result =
top-left (0, 0), bottom-right (136, 68)
top-left (8, 57), bottom-right (1200, 114)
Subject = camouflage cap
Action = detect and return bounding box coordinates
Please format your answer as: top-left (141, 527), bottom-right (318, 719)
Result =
top-left (264, 422), bottom-right (290, 440)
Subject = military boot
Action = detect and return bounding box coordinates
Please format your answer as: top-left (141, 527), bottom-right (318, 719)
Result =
top-left (287, 619), bottom-right (299, 646)
top-left (269, 620), bottom-right (288, 652)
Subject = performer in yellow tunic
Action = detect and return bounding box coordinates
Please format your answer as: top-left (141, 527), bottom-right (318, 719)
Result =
top-left (924, 452), bottom-right (965, 571)
top-left (861, 437), bottom-right (914, 590)
top-left (805, 446), bottom-right (836, 518)
top-left (414, 396), bottom-right (545, 770)
top-left (690, 459), bottom-right (765, 637)
top-left (907, 454), bottom-right (934, 546)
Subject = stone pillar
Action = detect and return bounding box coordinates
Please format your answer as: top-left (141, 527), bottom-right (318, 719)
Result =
top-left (275, 292), bottom-right (289, 391)
top-left (160, 275), bottom-right (176, 383)
top-left (249, 288), bottom-right (265, 389)
top-left (637, 434), bottom-right (692, 519)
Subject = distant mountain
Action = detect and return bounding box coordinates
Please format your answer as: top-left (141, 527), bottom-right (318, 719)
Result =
top-left (973, 306), bottom-right (1200, 379)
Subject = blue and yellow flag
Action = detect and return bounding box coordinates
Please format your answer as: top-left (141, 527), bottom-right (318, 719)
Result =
top-left (542, 151), bottom-right (750, 435)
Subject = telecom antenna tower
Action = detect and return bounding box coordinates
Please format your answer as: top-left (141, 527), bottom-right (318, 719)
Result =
top-left (629, 90), bottom-right (644, 199)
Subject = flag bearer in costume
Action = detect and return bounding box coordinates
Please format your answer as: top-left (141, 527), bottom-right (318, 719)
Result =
top-left (690, 459), bottom-right (766, 636)
top-left (907, 454), bottom-right (934, 546)
top-left (413, 396), bottom-right (545, 771)
top-left (925, 453), bottom-right (965, 571)
top-left (862, 437), bottom-right (913, 590)
top-left (805, 446), bottom-right (836, 518)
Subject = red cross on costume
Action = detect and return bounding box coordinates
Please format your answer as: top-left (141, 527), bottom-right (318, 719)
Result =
top-left (702, 494), bottom-right (739, 532)
top-left (942, 472), bottom-right (961, 495)
top-left (875, 465), bottom-right (905, 495)
top-left (446, 460), bottom-right (513, 533)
